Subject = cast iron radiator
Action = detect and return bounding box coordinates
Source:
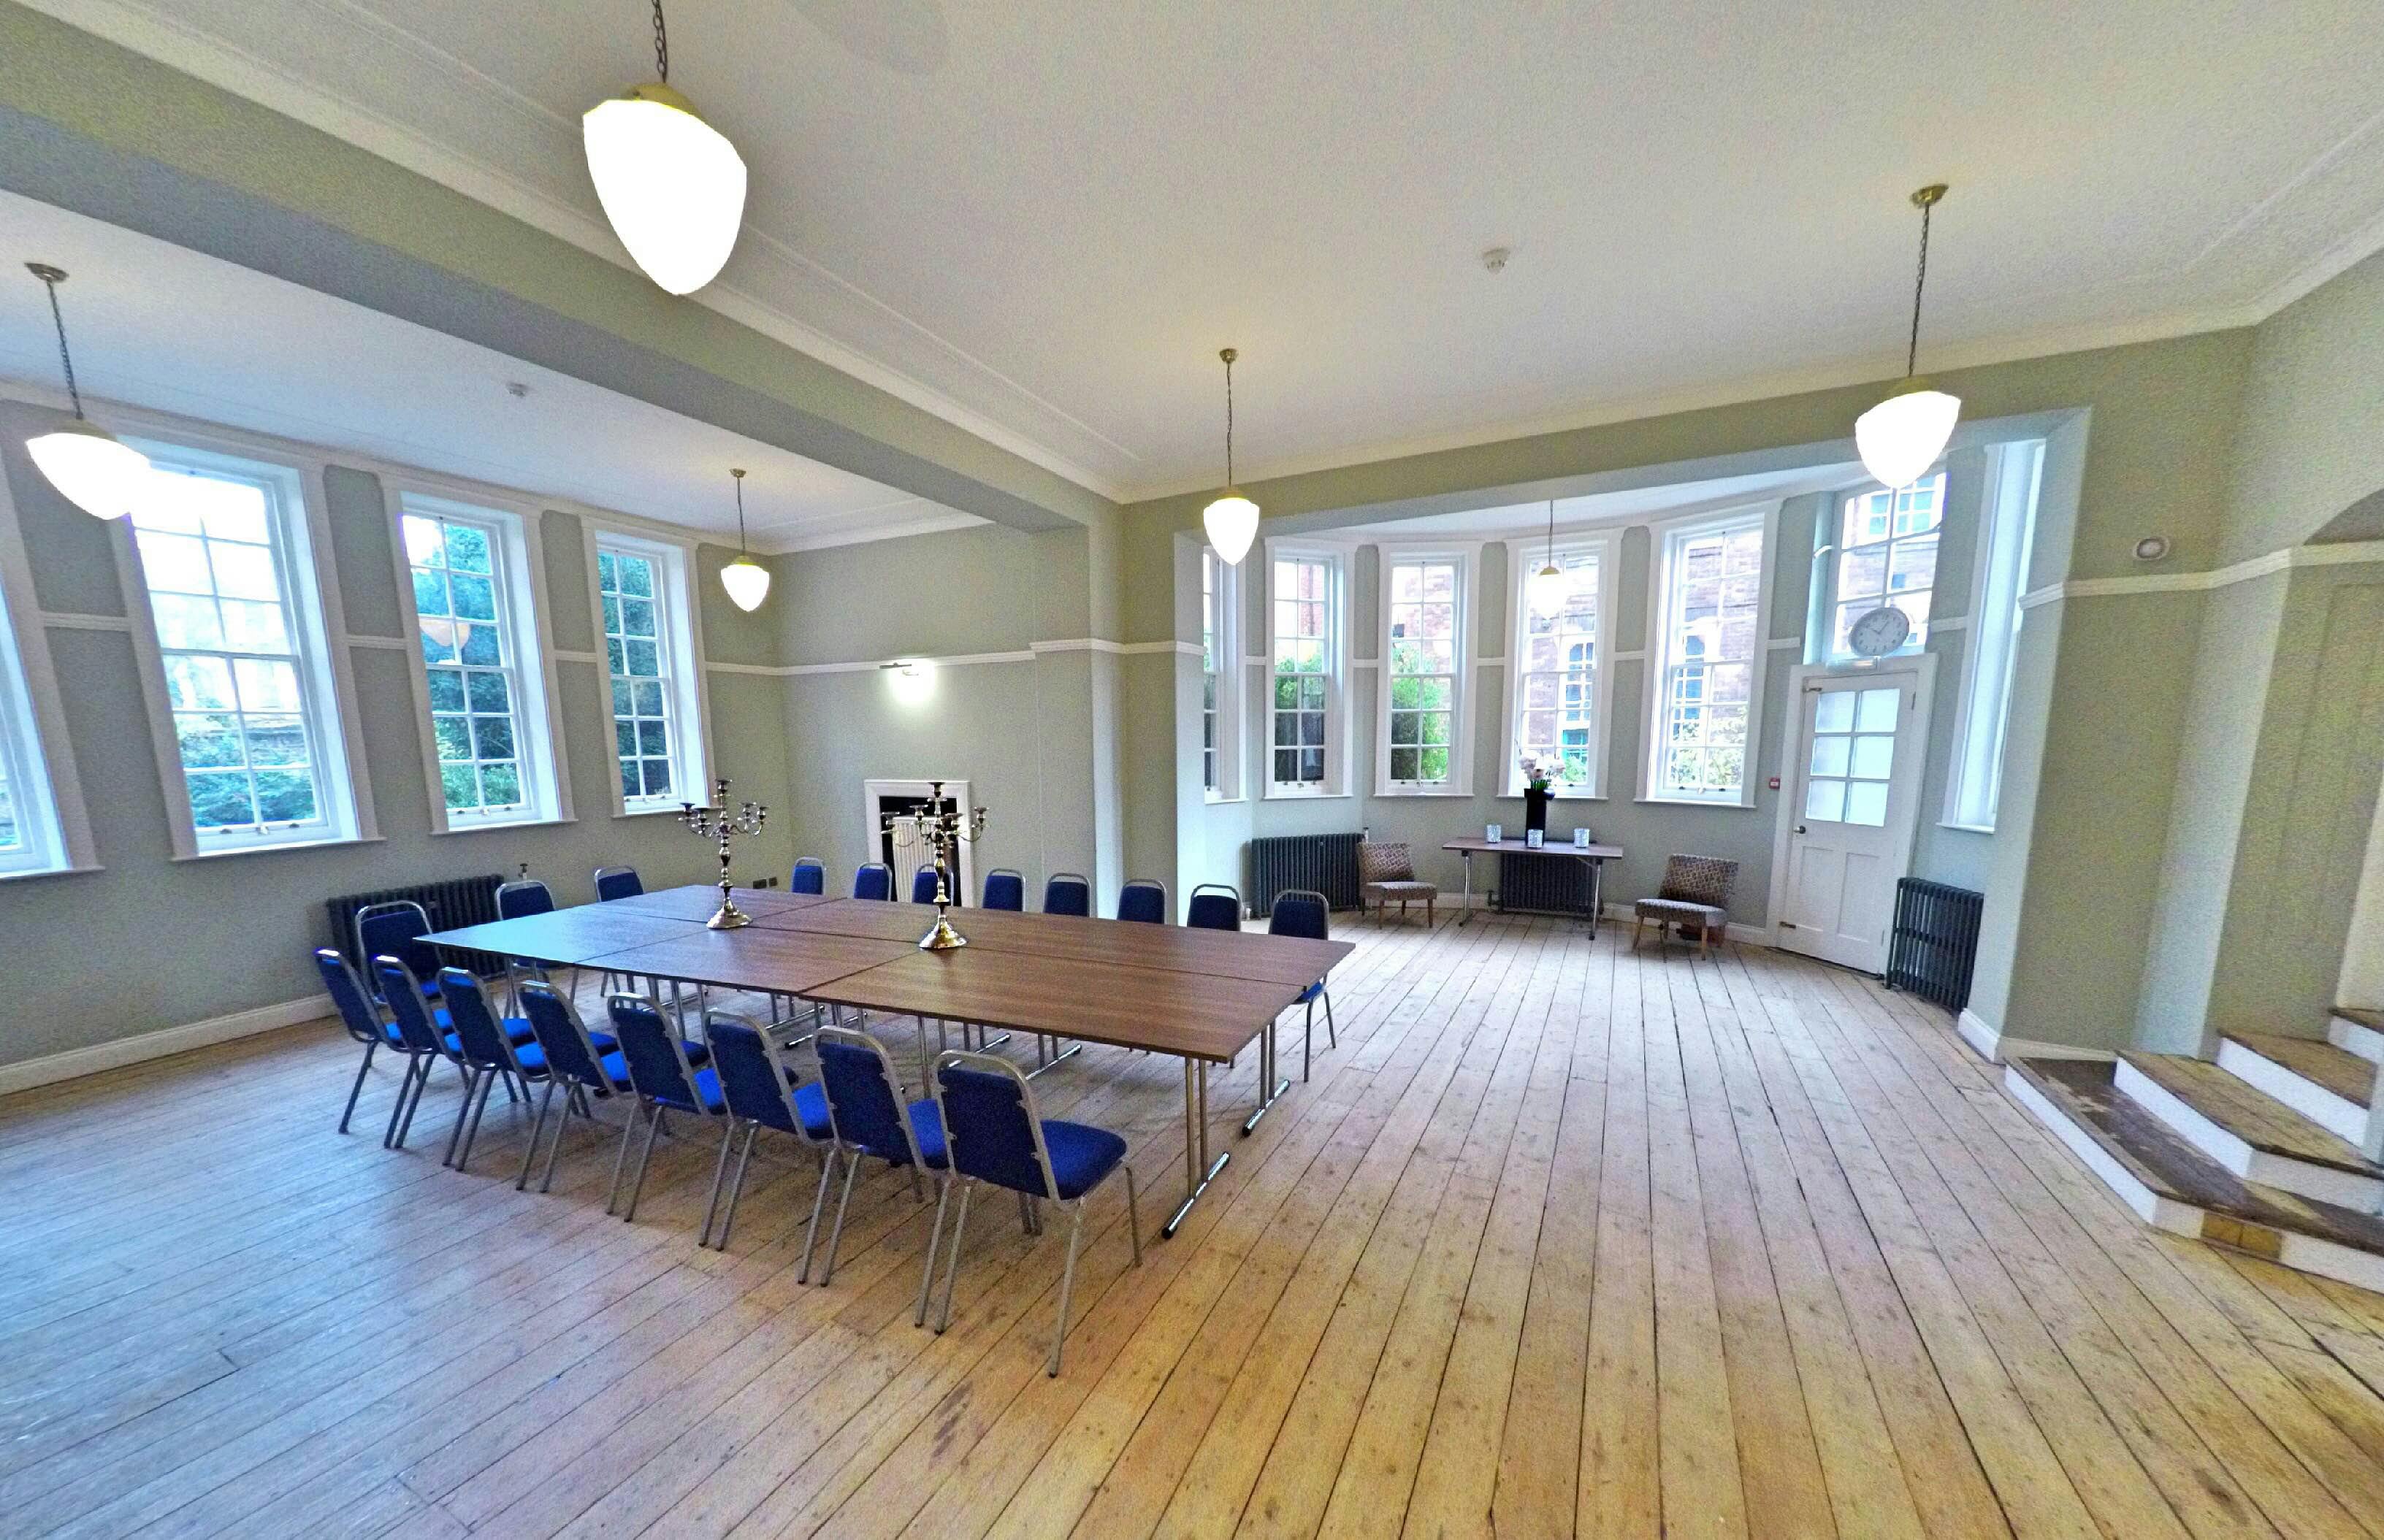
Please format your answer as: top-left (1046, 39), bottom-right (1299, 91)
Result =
top-left (1246, 833), bottom-right (1363, 916)
top-left (1885, 877), bottom-right (1984, 1011)
top-left (1497, 851), bottom-right (1595, 917)
top-left (326, 873), bottom-right (506, 976)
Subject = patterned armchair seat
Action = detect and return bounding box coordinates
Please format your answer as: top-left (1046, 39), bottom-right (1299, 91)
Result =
top-left (1357, 840), bottom-right (1437, 924)
top-left (1632, 854), bottom-right (1739, 958)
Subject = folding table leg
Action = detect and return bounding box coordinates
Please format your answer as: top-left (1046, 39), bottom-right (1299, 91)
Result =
top-left (1164, 1059), bottom-right (1228, 1238)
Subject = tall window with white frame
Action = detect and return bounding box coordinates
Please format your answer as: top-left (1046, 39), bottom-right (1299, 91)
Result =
top-left (0, 575), bottom-right (63, 876)
top-left (1513, 543), bottom-right (1605, 793)
top-left (398, 495), bottom-right (560, 829)
top-left (1944, 443), bottom-right (2043, 830)
top-left (599, 540), bottom-right (685, 808)
top-left (1202, 549), bottom-right (1220, 793)
top-left (1650, 515), bottom-right (1766, 802)
top-left (127, 459), bottom-right (355, 850)
top-left (1829, 470), bottom-right (1944, 659)
top-left (1383, 553), bottom-right (1462, 789)
top-left (1270, 552), bottom-right (1335, 790)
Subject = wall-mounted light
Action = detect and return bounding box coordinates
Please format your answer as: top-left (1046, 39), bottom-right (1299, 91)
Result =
top-left (881, 657), bottom-right (934, 705)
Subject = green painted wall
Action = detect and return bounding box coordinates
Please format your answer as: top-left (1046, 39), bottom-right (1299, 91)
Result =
top-left (2219, 250), bottom-right (2384, 564)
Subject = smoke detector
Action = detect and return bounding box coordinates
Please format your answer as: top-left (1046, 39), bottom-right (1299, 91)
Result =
top-left (1480, 246), bottom-right (1512, 274)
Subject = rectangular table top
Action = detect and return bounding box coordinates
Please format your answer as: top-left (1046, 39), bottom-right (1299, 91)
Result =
top-left (592, 884), bottom-right (830, 922)
top-left (424, 905), bottom-right (697, 966)
top-left (803, 948), bottom-right (1307, 1063)
top-left (585, 925), bottom-right (917, 996)
top-left (1442, 837), bottom-right (1624, 859)
top-left (751, 898), bottom-right (1353, 986)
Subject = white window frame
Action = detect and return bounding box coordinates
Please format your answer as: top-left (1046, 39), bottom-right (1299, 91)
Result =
top-left (115, 436), bottom-right (377, 859)
top-left (1264, 539), bottom-right (1351, 799)
top-left (387, 485), bottom-right (573, 834)
top-left (0, 466), bottom-right (99, 879)
top-left (1373, 543), bottom-right (1476, 797)
top-left (587, 524), bottom-right (712, 817)
top-left (1941, 440), bottom-right (2044, 832)
top-left (1201, 546), bottom-right (1245, 802)
top-left (1640, 500), bottom-right (1779, 808)
top-left (1501, 532), bottom-right (1614, 799)
top-left (1825, 470), bottom-right (1947, 662)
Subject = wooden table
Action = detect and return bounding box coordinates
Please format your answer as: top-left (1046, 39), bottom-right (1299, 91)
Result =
top-left (1440, 837), bottom-right (1624, 932)
top-left (425, 885), bottom-right (1354, 1237)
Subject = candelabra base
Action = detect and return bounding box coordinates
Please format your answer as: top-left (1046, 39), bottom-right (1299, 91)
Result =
top-left (919, 912), bottom-right (968, 950)
top-left (708, 896), bottom-right (753, 930)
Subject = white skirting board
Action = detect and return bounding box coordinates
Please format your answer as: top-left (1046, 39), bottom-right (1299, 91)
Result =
top-left (1595, 902), bottom-right (1770, 948)
top-left (0, 993), bottom-right (332, 1097)
top-left (1956, 1007), bottom-right (2117, 1066)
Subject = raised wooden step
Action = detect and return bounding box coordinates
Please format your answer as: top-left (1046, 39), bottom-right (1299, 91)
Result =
top-left (2006, 1057), bottom-right (2384, 1294)
top-left (2114, 1051), bottom-right (2384, 1212)
top-left (2215, 1030), bottom-right (2375, 1146)
top-left (2331, 1006), bottom-right (2384, 1065)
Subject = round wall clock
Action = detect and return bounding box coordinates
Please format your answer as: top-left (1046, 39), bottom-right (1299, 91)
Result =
top-left (1846, 604), bottom-right (1912, 658)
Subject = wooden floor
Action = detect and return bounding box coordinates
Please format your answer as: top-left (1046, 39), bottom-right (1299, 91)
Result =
top-left (8, 914), bottom-right (2384, 1539)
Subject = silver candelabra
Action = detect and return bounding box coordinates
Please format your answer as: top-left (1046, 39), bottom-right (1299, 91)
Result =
top-left (679, 778), bottom-right (768, 929)
top-left (885, 781), bottom-right (988, 949)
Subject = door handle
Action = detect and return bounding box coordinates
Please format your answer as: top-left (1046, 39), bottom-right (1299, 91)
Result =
top-left (1794, 824), bottom-right (1807, 834)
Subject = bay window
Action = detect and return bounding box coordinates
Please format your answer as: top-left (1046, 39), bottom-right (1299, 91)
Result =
top-left (1267, 543), bottom-right (1347, 795)
top-left (1507, 535), bottom-right (1611, 795)
top-left (1377, 548), bottom-right (1472, 794)
top-left (1646, 505), bottom-right (1773, 805)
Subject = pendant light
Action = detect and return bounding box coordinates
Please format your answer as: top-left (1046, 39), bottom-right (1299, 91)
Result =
top-left (1527, 499), bottom-right (1566, 617)
top-left (583, 0), bottom-right (749, 296)
top-left (22, 264), bottom-right (150, 521)
top-left (1855, 183), bottom-right (1960, 490)
top-left (1202, 348), bottom-right (1261, 565)
top-left (718, 467), bottom-right (771, 611)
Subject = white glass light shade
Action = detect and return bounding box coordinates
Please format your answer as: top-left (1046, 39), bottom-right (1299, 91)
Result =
top-left (582, 84), bottom-right (749, 295)
top-left (719, 556), bottom-right (771, 611)
top-left (1204, 491), bottom-right (1260, 565)
top-left (26, 419), bottom-right (151, 519)
top-left (1855, 383), bottom-right (1961, 490)
top-left (1526, 560), bottom-right (1567, 617)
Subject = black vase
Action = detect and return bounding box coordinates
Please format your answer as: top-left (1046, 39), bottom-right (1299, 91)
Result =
top-left (1524, 786), bottom-right (1550, 835)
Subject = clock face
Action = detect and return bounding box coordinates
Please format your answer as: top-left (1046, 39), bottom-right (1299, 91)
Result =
top-left (1847, 605), bottom-right (1912, 658)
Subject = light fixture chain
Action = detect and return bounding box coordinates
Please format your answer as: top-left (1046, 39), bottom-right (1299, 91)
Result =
top-left (650, 0), bottom-right (669, 82)
top-left (1224, 351), bottom-right (1235, 486)
top-left (1906, 196), bottom-right (1933, 378)
top-left (734, 472), bottom-right (748, 552)
top-left (37, 274), bottom-right (84, 421)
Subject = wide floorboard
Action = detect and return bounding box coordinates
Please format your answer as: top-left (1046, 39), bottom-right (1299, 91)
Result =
top-left (6, 913), bottom-right (2384, 1539)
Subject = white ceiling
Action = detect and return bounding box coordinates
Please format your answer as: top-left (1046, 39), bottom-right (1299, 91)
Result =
top-left (22, 1), bottom-right (2384, 503)
top-left (0, 188), bottom-right (980, 551)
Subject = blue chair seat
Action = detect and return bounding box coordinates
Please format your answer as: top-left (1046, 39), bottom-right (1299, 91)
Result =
top-left (1298, 981), bottom-right (1325, 1004)
top-left (592, 1050), bottom-right (638, 1092)
top-left (1041, 1119), bottom-right (1128, 1199)
top-left (793, 1081), bottom-right (833, 1141)
top-left (850, 1097), bottom-right (945, 1167)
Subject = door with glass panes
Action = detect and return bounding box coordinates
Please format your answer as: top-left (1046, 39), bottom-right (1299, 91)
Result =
top-left (1777, 664), bottom-right (1930, 971)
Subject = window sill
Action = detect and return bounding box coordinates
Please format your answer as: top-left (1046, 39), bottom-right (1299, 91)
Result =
top-left (1495, 791), bottom-right (1605, 802)
top-left (1374, 786), bottom-right (1475, 799)
top-left (614, 804), bottom-right (691, 820)
top-left (1203, 793), bottom-right (1248, 807)
top-left (172, 835), bottom-right (386, 862)
top-left (1633, 796), bottom-right (1758, 811)
top-left (434, 815), bottom-right (576, 837)
top-left (0, 861), bottom-right (104, 884)
top-left (1938, 820), bottom-right (1996, 835)
top-left (1262, 787), bottom-right (1353, 801)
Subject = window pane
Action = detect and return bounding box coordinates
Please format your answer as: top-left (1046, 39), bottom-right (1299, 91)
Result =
top-left (1845, 781), bottom-right (1890, 827)
top-left (165, 656), bottom-right (234, 710)
top-left (1814, 691), bottom-right (1855, 733)
top-left (1805, 778), bottom-right (1846, 822)
top-left (1850, 732), bottom-right (1895, 780)
top-left (1857, 687), bottom-right (1900, 732)
top-left (602, 542), bottom-right (681, 803)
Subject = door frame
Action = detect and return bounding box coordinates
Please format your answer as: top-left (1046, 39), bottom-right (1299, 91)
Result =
top-left (1765, 654), bottom-right (1938, 965)
top-left (862, 777), bottom-right (977, 900)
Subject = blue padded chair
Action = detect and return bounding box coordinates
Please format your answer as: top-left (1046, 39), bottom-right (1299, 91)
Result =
top-left (982, 869), bottom-right (1025, 912)
top-left (1118, 879), bottom-right (1169, 926)
top-left (812, 1026), bottom-right (947, 1303)
top-left (701, 1013), bottom-right (835, 1255)
top-left (372, 954), bottom-right (465, 1152)
top-left (910, 865), bottom-right (943, 905)
top-left (515, 979), bottom-right (633, 1192)
top-left (493, 878), bottom-right (557, 1002)
top-left (1042, 873), bottom-right (1091, 918)
top-left (1270, 888), bottom-right (1337, 1081)
top-left (593, 865), bottom-right (643, 902)
top-left (928, 1050), bottom-right (1140, 1374)
top-left (1185, 884), bottom-right (1242, 933)
top-left (356, 901), bottom-right (445, 1008)
top-left (853, 862), bottom-right (895, 902)
top-left (604, 994), bottom-right (727, 1224)
top-left (436, 968), bottom-right (546, 1173)
top-left (790, 857), bottom-right (827, 895)
top-left (318, 948), bottom-right (405, 1135)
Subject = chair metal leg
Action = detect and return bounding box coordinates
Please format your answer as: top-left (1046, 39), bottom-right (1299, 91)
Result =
top-left (605, 1099), bottom-right (644, 1214)
top-left (393, 1056), bottom-right (433, 1149)
top-left (936, 1179), bottom-right (974, 1333)
top-left (1047, 1202), bottom-right (1087, 1376)
top-left (700, 1119), bottom-right (739, 1247)
top-left (456, 1069), bottom-right (500, 1171)
top-left (622, 1098), bottom-right (666, 1221)
top-left (798, 1147), bottom-right (836, 1284)
top-left (820, 1147), bottom-right (863, 1285)
top-left (540, 1084), bottom-right (576, 1192)
top-left (1303, 1000), bottom-right (1313, 1084)
top-left (916, 1176), bottom-right (952, 1327)
top-left (716, 1123), bottom-right (759, 1251)
top-left (516, 1079), bottom-right (557, 1190)
top-left (1323, 992), bottom-right (1335, 1049)
top-left (340, 1041), bottom-right (376, 1133)
top-left (380, 1053), bottom-right (418, 1147)
top-left (440, 1068), bottom-right (478, 1167)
